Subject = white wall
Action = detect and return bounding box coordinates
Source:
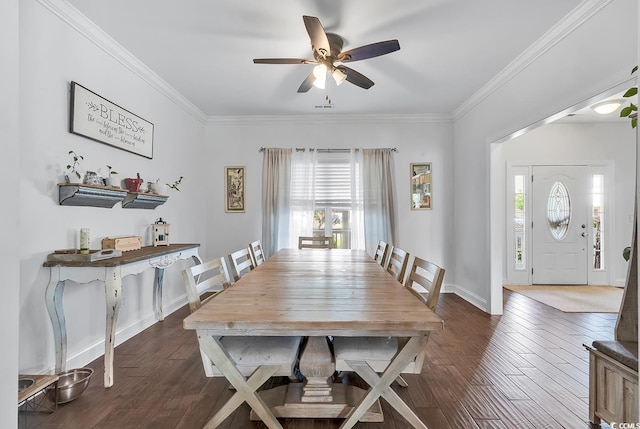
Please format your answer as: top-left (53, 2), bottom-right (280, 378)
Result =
top-left (2, 0), bottom-right (20, 426)
top-left (502, 122), bottom-right (636, 286)
top-left (455, 0), bottom-right (638, 313)
top-left (204, 117), bottom-right (455, 286)
top-left (19, 1), bottom-right (206, 374)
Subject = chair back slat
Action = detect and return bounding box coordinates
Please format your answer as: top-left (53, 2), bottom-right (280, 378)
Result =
top-left (374, 240), bottom-right (389, 266)
top-left (249, 240), bottom-right (265, 266)
top-left (230, 247), bottom-right (255, 281)
top-left (386, 246), bottom-right (409, 283)
top-left (404, 257), bottom-right (445, 311)
top-left (298, 236), bottom-right (332, 249)
top-left (182, 257), bottom-right (231, 313)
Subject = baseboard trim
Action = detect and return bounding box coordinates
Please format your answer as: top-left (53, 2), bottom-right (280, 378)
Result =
top-left (442, 283), bottom-right (489, 313)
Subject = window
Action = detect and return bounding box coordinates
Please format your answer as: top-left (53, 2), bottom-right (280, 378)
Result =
top-left (547, 181), bottom-right (571, 241)
top-left (291, 150), bottom-right (363, 249)
top-left (313, 209), bottom-right (351, 248)
top-left (592, 174), bottom-right (604, 270)
top-left (514, 175), bottom-right (526, 270)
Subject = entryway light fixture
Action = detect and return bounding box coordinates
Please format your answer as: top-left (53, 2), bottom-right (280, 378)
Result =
top-left (591, 99), bottom-right (623, 115)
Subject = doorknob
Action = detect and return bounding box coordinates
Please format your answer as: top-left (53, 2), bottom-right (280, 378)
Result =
top-left (581, 224), bottom-right (587, 229)
top-left (582, 232), bottom-right (589, 237)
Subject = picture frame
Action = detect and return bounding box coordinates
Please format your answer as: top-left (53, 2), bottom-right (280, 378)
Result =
top-left (410, 163), bottom-right (432, 210)
top-left (225, 166), bottom-right (245, 213)
top-left (70, 81), bottom-right (154, 159)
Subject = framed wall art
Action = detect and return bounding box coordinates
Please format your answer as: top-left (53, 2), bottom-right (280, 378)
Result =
top-left (410, 163), bottom-right (432, 210)
top-left (70, 81), bottom-right (154, 159)
top-left (225, 166), bottom-right (245, 213)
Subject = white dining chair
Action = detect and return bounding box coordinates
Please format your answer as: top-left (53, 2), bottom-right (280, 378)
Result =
top-left (298, 236), bottom-right (332, 249)
top-left (249, 240), bottom-right (265, 267)
top-left (181, 257), bottom-right (302, 425)
top-left (181, 257), bottom-right (231, 313)
top-left (229, 247), bottom-right (255, 281)
top-left (374, 240), bottom-right (389, 267)
top-left (385, 245), bottom-right (409, 283)
top-left (333, 256), bottom-right (445, 387)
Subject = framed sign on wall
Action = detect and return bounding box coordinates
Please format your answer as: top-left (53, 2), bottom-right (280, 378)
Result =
top-left (225, 166), bottom-right (245, 213)
top-left (69, 81), bottom-right (154, 159)
top-left (411, 163), bottom-right (432, 210)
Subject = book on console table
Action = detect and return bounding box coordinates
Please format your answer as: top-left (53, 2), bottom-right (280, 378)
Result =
top-left (47, 248), bottom-right (122, 262)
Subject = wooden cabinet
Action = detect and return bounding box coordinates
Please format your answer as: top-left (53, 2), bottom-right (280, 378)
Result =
top-left (586, 343), bottom-right (638, 424)
top-left (585, 219), bottom-right (639, 425)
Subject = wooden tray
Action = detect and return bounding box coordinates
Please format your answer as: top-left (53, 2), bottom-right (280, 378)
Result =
top-left (102, 236), bottom-right (142, 252)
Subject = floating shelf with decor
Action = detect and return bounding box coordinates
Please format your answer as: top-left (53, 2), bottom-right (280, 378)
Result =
top-left (57, 183), bottom-right (167, 209)
top-left (58, 183), bottom-right (127, 208)
top-left (122, 192), bottom-right (168, 209)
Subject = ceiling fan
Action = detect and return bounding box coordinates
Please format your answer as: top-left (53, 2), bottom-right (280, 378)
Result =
top-left (253, 15), bottom-right (400, 93)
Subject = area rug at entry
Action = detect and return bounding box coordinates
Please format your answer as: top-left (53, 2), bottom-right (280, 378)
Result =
top-left (504, 285), bottom-right (623, 313)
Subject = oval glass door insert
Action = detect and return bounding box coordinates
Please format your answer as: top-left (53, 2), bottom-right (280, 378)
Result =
top-left (547, 181), bottom-right (571, 240)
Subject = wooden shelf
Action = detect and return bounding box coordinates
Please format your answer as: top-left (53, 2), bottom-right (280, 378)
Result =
top-left (58, 183), bottom-right (168, 209)
top-left (122, 192), bottom-right (168, 209)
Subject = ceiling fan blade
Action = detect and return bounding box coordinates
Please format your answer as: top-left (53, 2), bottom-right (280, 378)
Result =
top-left (338, 40), bottom-right (400, 62)
top-left (297, 72), bottom-right (316, 93)
top-left (253, 58), bottom-right (316, 64)
top-left (303, 15), bottom-right (331, 58)
top-left (337, 66), bottom-right (374, 89)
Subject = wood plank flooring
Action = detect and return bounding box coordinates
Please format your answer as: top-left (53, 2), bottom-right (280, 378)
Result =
top-left (23, 289), bottom-right (617, 429)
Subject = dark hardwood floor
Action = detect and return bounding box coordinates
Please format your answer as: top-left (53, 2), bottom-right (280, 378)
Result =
top-left (23, 289), bottom-right (617, 429)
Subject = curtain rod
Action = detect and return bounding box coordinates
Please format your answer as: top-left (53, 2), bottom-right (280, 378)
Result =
top-left (259, 147), bottom-right (397, 153)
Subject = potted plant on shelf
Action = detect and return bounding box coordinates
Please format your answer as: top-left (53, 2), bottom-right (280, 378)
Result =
top-left (65, 150), bottom-right (84, 183)
top-left (105, 165), bottom-right (119, 187)
top-left (124, 173), bottom-right (144, 192)
top-left (150, 176), bottom-right (183, 195)
top-left (168, 176), bottom-right (183, 191)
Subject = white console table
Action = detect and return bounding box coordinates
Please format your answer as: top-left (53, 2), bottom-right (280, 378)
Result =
top-left (44, 243), bottom-right (201, 387)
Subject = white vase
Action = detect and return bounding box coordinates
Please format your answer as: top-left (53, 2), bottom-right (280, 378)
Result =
top-left (105, 177), bottom-right (119, 188)
top-left (151, 183), bottom-right (168, 195)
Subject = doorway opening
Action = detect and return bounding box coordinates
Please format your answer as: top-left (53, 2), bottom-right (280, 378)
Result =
top-left (505, 163), bottom-right (612, 286)
top-left (488, 82), bottom-right (636, 315)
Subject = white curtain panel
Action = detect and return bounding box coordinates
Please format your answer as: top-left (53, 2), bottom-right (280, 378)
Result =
top-left (350, 149), bottom-right (365, 251)
top-left (261, 148), bottom-right (291, 258)
top-left (362, 148), bottom-right (398, 256)
top-left (289, 149), bottom-right (317, 248)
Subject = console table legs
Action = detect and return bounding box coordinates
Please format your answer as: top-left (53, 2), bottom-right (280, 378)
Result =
top-left (44, 245), bottom-right (201, 388)
top-left (45, 271), bottom-right (66, 374)
top-left (151, 254), bottom-right (201, 321)
top-left (104, 266), bottom-right (122, 387)
top-left (153, 268), bottom-right (165, 321)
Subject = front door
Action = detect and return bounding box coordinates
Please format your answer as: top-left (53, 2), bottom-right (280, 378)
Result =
top-left (532, 165), bottom-right (589, 284)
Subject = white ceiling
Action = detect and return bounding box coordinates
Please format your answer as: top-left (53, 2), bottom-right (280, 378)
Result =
top-left (67, 0), bottom-right (592, 118)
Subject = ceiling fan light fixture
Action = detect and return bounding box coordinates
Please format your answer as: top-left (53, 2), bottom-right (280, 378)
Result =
top-left (332, 68), bottom-right (347, 86)
top-left (254, 15), bottom-right (400, 92)
top-left (312, 64), bottom-right (327, 89)
top-left (591, 99), bottom-right (623, 115)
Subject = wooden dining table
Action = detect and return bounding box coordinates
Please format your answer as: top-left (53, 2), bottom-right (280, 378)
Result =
top-left (183, 248), bottom-right (443, 429)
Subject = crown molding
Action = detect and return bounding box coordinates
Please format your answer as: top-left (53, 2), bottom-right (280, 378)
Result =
top-left (40, 0), bottom-right (611, 126)
top-left (452, 0), bottom-right (613, 120)
top-left (37, 0), bottom-right (208, 125)
top-left (207, 113), bottom-right (453, 125)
